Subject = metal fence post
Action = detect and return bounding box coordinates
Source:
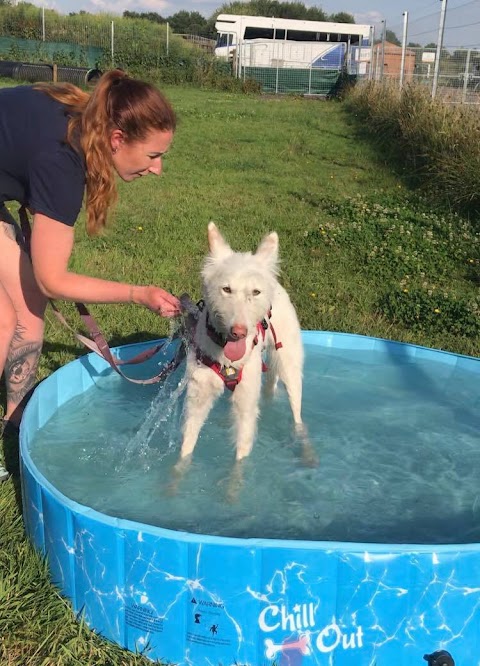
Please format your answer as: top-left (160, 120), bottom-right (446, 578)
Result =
top-left (368, 25), bottom-right (375, 80)
top-left (380, 20), bottom-right (386, 81)
top-left (432, 0), bottom-right (448, 98)
top-left (400, 11), bottom-right (408, 90)
top-left (462, 48), bottom-right (472, 104)
top-left (273, 28), bottom-right (279, 94)
top-left (238, 39), bottom-right (243, 81)
top-left (111, 20), bottom-right (114, 68)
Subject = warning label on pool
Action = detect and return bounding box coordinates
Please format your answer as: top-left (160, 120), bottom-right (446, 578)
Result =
top-left (187, 631), bottom-right (231, 647)
top-left (126, 604), bottom-right (164, 634)
top-left (188, 597), bottom-right (231, 647)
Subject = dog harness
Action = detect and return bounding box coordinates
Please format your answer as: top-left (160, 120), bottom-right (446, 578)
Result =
top-left (198, 307), bottom-right (283, 392)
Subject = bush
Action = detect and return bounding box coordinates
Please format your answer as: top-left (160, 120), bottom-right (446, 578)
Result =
top-left (300, 191), bottom-right (480, 341)
top-left (378, 289), bottom-right (480, 337)
top-left (344, 81), bottom-right (480, 216)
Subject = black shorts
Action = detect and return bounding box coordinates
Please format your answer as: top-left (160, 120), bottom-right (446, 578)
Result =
top-left (0, 203), bottom-right (26, 247)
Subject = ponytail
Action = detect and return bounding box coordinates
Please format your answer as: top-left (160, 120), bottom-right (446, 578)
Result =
top-left (35, 69), bottom-right (176, 236)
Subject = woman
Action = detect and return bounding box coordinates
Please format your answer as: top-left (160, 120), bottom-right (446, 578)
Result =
top-left (0, 69), bottom-right (181, 472)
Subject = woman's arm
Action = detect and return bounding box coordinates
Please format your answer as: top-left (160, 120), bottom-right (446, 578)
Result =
top-left (30, 213), bottom-right (180, 316)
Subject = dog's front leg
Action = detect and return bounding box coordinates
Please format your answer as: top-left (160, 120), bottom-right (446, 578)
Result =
top-left (231, 362), bottom-right (262, 461)
top-left (180, 368), bottom-right (224, 460)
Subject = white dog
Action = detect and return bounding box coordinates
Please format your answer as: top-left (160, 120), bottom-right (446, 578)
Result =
top-left (177, 223), bottom-right (310, 469)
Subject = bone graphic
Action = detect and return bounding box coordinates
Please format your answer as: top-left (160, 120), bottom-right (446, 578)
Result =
top-left (264, 634), bottom-right (311, 660)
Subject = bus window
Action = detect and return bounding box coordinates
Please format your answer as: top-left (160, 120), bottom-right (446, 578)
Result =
top-left (275, 29), bottom-right (286, 39)
top-left (216, 33), bottom-right (228, 48)
top-left (286, 30), bottom-right (317, 41)
top-left (349, 34), bottom-right (360, 45)
top-left (244, 27), bottom-right (274, 40)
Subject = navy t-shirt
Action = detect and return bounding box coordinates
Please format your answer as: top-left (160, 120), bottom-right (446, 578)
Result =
top-left (0, 85), bottom-right (86, 226)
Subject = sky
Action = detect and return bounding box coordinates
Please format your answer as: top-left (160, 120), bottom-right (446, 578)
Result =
top-left (31, 0), bottom-right (480, 49)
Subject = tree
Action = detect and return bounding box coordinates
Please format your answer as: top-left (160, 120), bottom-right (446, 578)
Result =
top-left (168, 10), bottom-right (208, 36)
top-left (212, 1), bottom-right (327, 21)
top-left (385, 29), bottom-right (401, 46)
top-left (329, 12), bottom-right (355, 24)
top-left (123, 11), bottom-right (165, 23)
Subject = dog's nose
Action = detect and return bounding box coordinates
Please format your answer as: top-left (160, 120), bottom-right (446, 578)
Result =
top-left (230, 324), bottom-right (248, 340)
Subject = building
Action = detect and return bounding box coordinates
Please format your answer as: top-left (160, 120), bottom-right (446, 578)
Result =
top-left (372, 41), bottom-right (416, 81)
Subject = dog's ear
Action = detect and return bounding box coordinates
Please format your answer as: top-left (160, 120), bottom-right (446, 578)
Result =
top-left (255, 232), bottom-right (279, 272)
top-left (207, 222), bottom-right (232, 259)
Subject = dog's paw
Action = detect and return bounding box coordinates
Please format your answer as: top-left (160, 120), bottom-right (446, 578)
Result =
top-left (166, 456), bottom-right (192, 496)
top-left (226, 460), bottom-right (245, 504)
top-left (165, 479), bottom-right (179, 497)
top-left (295, 423), bottom-right (319, 468)
top-left (173, 455), bottom-right (192, 475)
top-left (301, 442), bottom-right (319, 468)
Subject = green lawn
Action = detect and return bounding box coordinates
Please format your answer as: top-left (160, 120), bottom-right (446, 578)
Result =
top-left (0, 81), bottom-right (479, 665)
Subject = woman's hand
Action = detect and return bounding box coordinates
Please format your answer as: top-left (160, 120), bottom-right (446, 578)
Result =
top-left (132, 285), bottom-right (181, 317)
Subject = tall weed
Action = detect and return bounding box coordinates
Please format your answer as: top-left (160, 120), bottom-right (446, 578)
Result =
top-left (345, 81), bottom-right (480, 215)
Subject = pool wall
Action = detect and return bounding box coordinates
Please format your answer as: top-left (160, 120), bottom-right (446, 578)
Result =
top-left (20, 333), bottom-right (480, 665)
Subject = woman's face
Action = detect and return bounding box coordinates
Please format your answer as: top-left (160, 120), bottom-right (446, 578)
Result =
top-left (111, 129), bottom-right (174, 182)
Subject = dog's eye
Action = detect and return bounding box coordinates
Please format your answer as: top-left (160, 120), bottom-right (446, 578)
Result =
top-left (222, 286), bottom-right (232, 294)
top-left (253, 289), bottom-right (261, 296)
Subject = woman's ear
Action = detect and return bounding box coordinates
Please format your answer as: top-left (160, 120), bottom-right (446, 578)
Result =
top-left (110, 128), bottom-right (124, 154)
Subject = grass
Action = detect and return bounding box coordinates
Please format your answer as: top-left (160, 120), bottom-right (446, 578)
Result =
top-left (0, 79), bottom-right (479, 664)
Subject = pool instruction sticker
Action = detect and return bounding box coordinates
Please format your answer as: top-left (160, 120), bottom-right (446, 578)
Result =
top-left (187, 596), bottom-right (232, 648)
top-left (125, 603), bottom-right (164, 634)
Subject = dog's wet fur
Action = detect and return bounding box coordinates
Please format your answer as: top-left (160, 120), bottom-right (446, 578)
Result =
top-left (173, 223), bottom-right (316, 498)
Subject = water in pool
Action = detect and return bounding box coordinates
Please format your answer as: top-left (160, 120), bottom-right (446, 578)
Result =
top-left (30, 342), bottom-right (480, 545)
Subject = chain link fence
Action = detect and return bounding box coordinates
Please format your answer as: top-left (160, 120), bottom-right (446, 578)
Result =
top-left (235, 40), bottom-right (480, 101)
top-left (380, 1), bottom-right (480, 104)
top-left (0, 6), bottom-right (208, 73)
top-left (232, 42), bottom-right (372, 95)
top-left (5, 5), bottom-right (477, 103)
top-left (371, 44), bottom-right (480, 104)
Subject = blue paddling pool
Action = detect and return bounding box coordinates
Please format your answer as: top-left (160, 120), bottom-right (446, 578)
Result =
top-left (20, 331), bottom-right (480, 665)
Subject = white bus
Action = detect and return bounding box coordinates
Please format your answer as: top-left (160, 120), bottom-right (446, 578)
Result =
top-left (215, 14), bottom-right (373, 71)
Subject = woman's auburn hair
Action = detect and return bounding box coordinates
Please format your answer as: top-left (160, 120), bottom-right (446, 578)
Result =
top-left (34, 69), bottom-right (176, 235)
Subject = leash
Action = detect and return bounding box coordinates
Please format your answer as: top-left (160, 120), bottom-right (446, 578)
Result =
top-left (16, 206), bottom-right (194, 385)
top-left (10, 206), bottom-right (283, 388)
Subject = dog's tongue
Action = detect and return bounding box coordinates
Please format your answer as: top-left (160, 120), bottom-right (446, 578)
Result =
top-left (224, 338), bottom-right (247, 362)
